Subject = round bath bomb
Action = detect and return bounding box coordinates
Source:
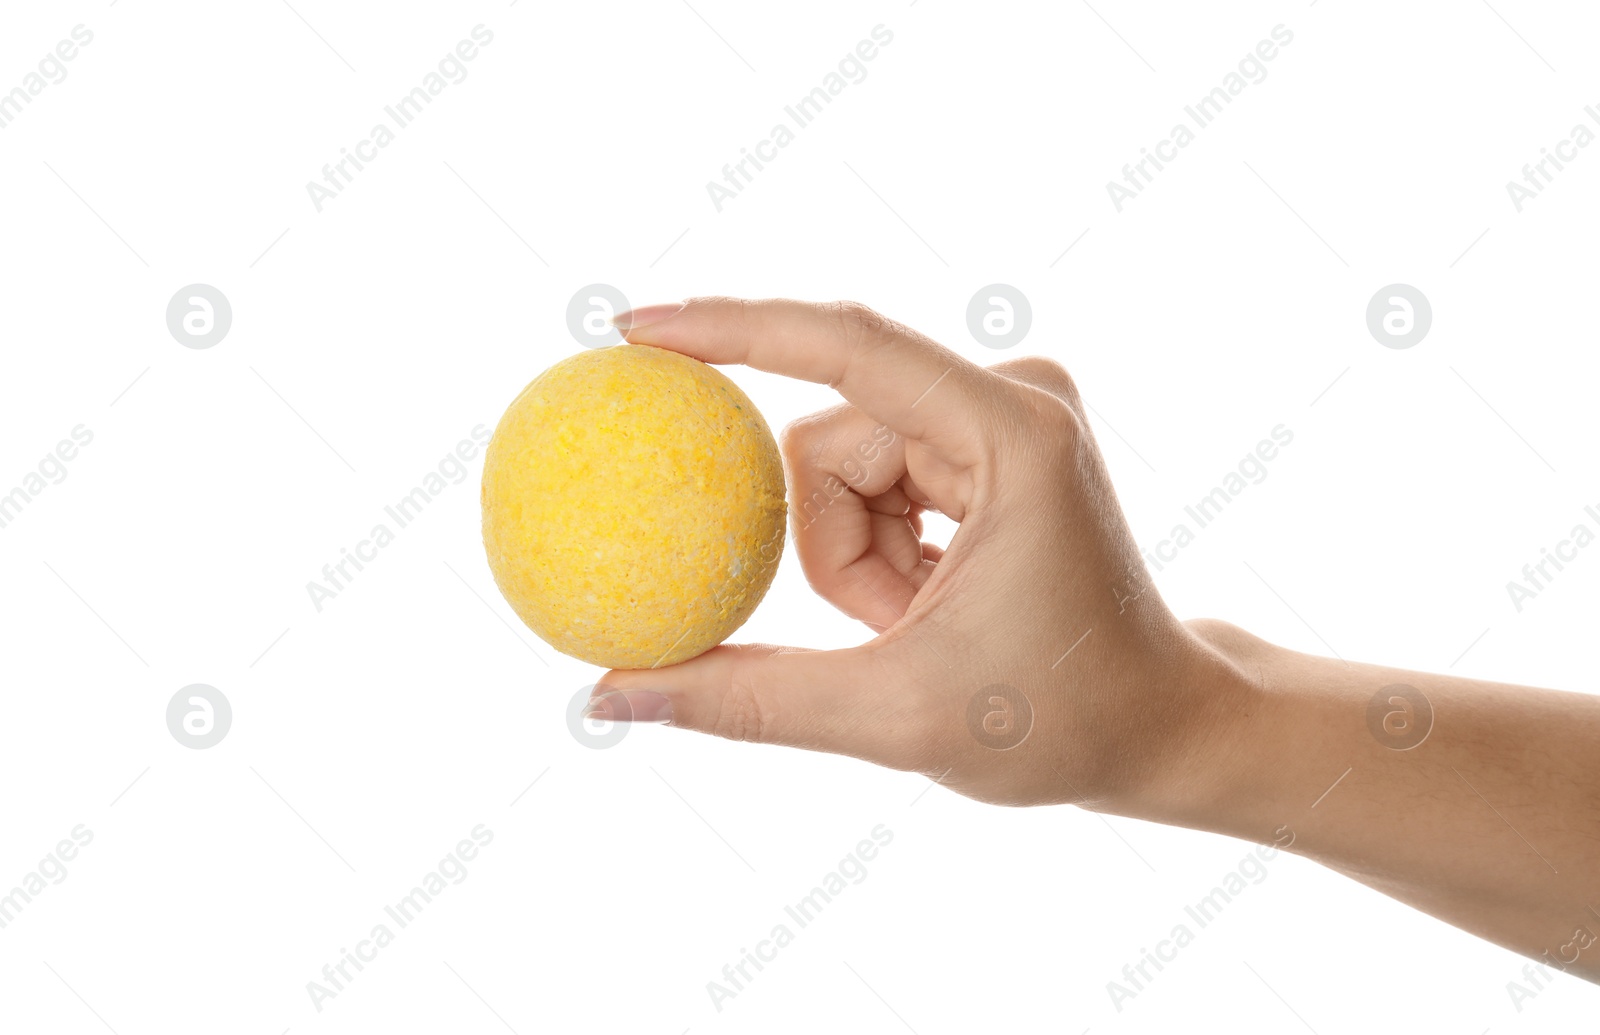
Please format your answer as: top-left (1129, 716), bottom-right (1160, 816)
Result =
top-left (481, 344), bottom-right (786, 669)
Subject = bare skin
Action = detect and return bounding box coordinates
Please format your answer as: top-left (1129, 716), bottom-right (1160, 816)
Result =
top-left (586, 297), bottom-right (1600, 982)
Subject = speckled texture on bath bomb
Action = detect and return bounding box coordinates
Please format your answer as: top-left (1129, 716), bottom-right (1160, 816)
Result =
top-left (481, 344), bottom-right (786, 669)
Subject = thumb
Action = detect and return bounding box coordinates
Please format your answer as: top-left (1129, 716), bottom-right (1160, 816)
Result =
top-left (590, 642), bottom-right (927, 769)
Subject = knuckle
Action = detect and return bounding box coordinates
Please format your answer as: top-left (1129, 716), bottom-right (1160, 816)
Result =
top-left (779, 404), bottom-right (857, 470)
top-left (1015, 353), bottom-right (1069, 383)
top-left (778, 416), bottom-right (820, 465)
top-left (880, 712), bottom-right (946, 772)
top-left (988, 357), bottom-right (1084, 450)
top-left (712, 675), bottom-right (768, 743)
top-left (855, 651), bottom-right (941, 768)
top-left (1010, 389), bottom-right (1082, 463)
top-left (1038, 391), bottom-right (1082, 437)
top-left (830, 300), bottom-right (897, 349)
top-left (999, 355), bottom-right (1082, 407)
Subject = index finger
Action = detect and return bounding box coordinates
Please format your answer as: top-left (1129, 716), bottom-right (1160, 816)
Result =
top-left (615, 297), bottom-right (997, 465)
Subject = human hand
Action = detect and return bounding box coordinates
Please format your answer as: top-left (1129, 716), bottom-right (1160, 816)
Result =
top-left (587, 297), bottom-right (1247, 811)
top-left (582, 298), bottom-right (1600, 979)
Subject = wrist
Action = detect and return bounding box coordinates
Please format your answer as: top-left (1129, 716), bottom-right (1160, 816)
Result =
top-left (1096, 619), bottom-right (1277, 833)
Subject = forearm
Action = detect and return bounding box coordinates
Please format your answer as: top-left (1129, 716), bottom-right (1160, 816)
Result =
top-left (1117, 620), bottom-right (1600, 980)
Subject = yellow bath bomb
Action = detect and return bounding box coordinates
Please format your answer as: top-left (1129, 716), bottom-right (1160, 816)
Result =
top-left (481, 344), bottom-right (786, 669)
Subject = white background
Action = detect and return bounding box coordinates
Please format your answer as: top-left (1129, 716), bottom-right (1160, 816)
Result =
top-left (1, 0), bottom-right (1596, 1031)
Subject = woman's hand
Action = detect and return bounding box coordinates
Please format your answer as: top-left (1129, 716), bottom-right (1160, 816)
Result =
top-left (587, 297), bottom-right (1247, 811)
top-left (587, 296), bottom-right (1600, 979)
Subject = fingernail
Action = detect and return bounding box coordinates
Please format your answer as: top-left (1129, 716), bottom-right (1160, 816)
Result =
top-left (612, 303), bottom-right (684, 332)
top-left (583, 689), bottom-right (673, 723)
